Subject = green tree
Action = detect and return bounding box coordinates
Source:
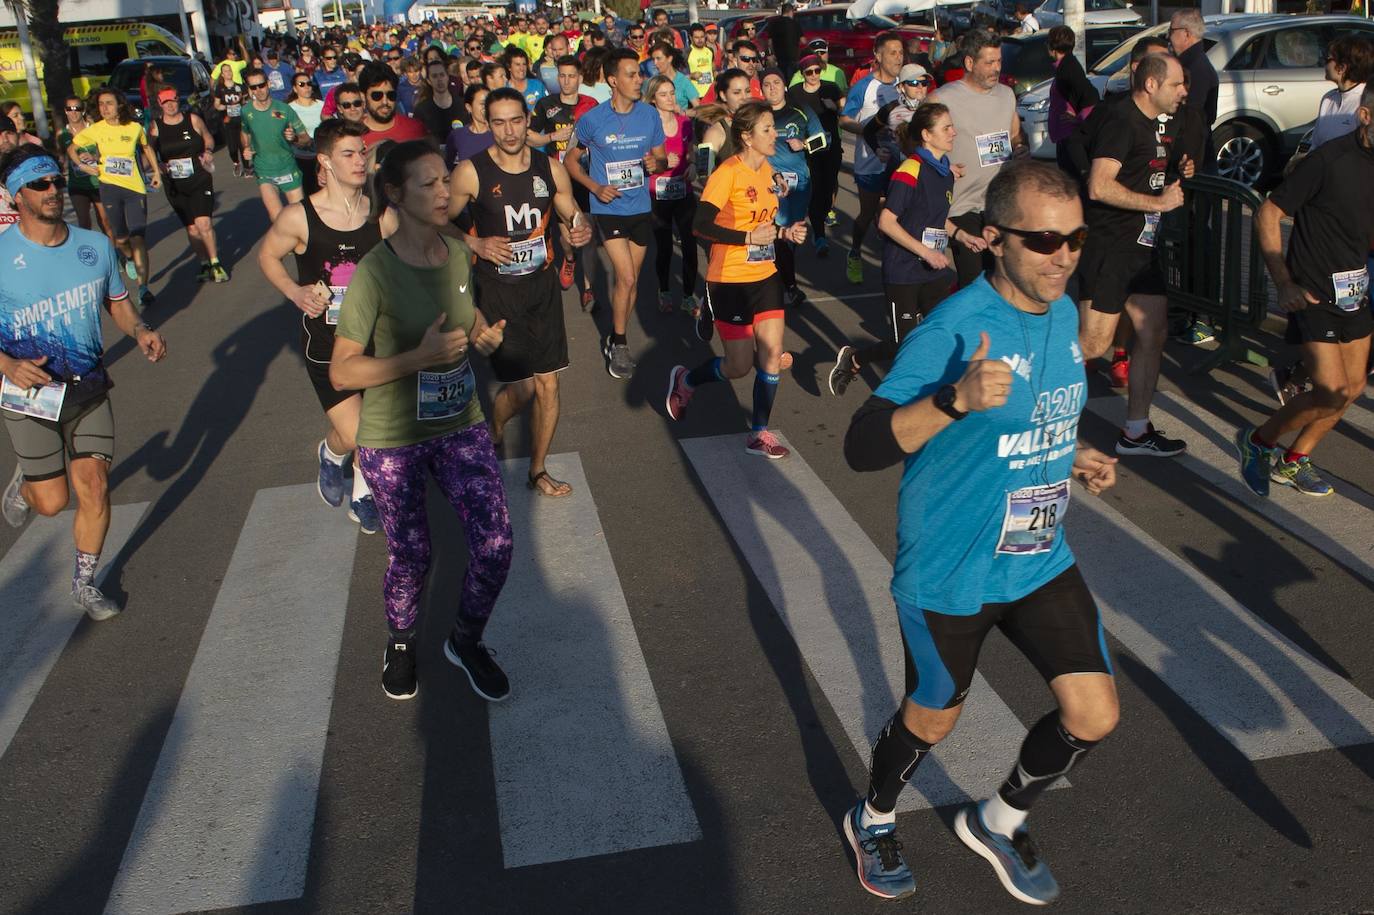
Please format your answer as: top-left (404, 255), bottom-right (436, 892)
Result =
top-left (604, 0), bottom-right (642, 21)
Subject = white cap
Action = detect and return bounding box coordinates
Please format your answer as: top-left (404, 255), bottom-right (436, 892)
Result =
top-left (898, 63), bottom-right (929, 84)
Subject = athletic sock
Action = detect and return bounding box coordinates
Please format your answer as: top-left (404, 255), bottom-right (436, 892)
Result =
top-left (686, 357), bottom-right (723, 389)
top-left (73, 550), bottom-right (100, 591)
top-left (1123, 418), bottom-right (1150, 440)
top-left (610, 332), bottom-right (628, 346)
top-left (992, 712), bottom-right (1099, 833)
top-left (1112, 347), bottom-right (1127, 362)
top-left (352, 465), bottom-right (372, 500)
top-left (1283, 449), bottom-right (1308, 464)
top-left (864, 712), bottom-right (932, 817)
top-left (1251, 429), bottom-right (1276, 449)
top-left (322, 440), bottom-right (349, 465)
top-left (750, 370), bottom-right (780, 432)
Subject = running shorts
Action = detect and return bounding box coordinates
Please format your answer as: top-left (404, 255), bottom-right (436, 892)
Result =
top-left (896, 564), bottom-right (1113, 710)
top-left (1284, 304), bottom-right (1374, 345)
top-left (474, 267), bottom-right (569, 383)
top-left (884, 279), bottom-right (951, 341)
top-left (1077, 239), bottom-right (1165, 314)
top-left (300, 314), bottom-right (358, 412)
top-left (708, 274), bottom-right (784, 341)
top-left (98, 184), bottom-right (147, 238)
top-left (257, 165), bottom-right (304, 193)
top-left (596, 211), bottom-right (653, 247)
top-left (2, 394), bottom-right (115, 481)
top-left (69, 185), bottom-right (100, 202)
top-left (165, 173), bottom-right (215, 227)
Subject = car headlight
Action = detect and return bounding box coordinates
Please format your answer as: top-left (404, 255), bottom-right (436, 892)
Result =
top-left (1022, 97), bottom-right (1050, 113)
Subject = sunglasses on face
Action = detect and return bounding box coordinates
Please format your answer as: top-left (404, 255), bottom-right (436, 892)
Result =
top-left (338, 99), bottom-right (363, 109)
top-left (738, 55), bottom-right (759, 64)
top-left (247, 82), bottom-right (268, 89)
top-left (26, 176), bottom-right (65, 192)
top-left (323, 54), bottom-right (337, 59)
top-left (295, 80), bottom-right (312, 86)
top-left (369, 90), bottom-right (398, 100)
top-left (803, 67), bottom-right (822, 75)
top-left (630, 33), bottom-right (644, 39)
top-left (744, 27), bottom-right (756, 33)
top-left (65, 104), bottom-right (84, 111)
top-left (388, 54), bottom-right (402, 61)
top-left (993, 225), bottom-right (1089, 254)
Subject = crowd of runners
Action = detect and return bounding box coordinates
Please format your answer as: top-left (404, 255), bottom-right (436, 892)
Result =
top-left (1, 3), bottom-right (1371, 907)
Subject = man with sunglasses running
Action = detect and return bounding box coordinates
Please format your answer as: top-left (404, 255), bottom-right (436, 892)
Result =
top-left (358, 63), bottom-right (428, 148)
top-left (242, 68), bottom-right (311, 222)
top-left (1076, 54), bottom-right (1190, 457)
top-left (841, 161), bottom-right (1118, 906)
top-left (1, 145), bottom-right (167, 619)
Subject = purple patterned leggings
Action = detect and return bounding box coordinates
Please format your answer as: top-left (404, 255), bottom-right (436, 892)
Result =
top-left (356, 423), bottom-right (513, 642)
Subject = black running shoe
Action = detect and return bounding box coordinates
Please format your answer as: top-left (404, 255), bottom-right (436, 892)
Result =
top-left (382, 636), bottom-right (418, 700)
top-left (444, 632), bottom-right (510, 702)
top-left (1115, 426), bottom-right (1186, 457)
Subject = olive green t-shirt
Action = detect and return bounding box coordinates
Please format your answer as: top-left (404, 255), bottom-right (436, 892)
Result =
top-left (337, 236), bottom-right (484, 449)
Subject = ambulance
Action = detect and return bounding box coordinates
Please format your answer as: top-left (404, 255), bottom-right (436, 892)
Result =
top-left (0, 22), bottom-right (188, 113)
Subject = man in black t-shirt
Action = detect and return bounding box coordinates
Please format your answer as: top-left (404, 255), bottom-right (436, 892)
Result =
top-left (1077, 54), bottom-right (1190, 459)
top-left (1236, 90), bottom-right (1374, 499)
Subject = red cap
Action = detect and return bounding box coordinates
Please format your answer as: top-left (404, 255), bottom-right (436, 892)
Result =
top-left (156, 87), bottom-right (179, 103)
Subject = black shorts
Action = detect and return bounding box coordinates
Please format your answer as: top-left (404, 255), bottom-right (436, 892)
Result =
top-left (164, 173), bottom-right (215, 227)
top-left (707, 274), bottom-right (784, 339)
top-left (475, 267), bottom-right (569, 383)
top-left (1284, 305), bottom-right (1374, 345)
top-left (1078, 237), bottom-right (1166, 314)
top-left (896, 564), bottom-right (1113, 710)
top-left (68, 185), bottom-right (100, 202)
top-left (885, 278), bottom-right (952, 340)
top-left (300, 314), bottom-right (358, 412)
top-left (596, 211), bottom-right (653, 247)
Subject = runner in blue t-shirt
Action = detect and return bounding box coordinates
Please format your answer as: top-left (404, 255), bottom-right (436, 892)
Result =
top-left (0, 146), bottom-right (167, 623)
top-left (563, 48), bottom-right (666, 380)
top-left (839, 162), bottom-right (1120, 908)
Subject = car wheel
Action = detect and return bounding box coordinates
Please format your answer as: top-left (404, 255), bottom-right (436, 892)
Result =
top-left (1213, 122), bottom-right (1269, 187)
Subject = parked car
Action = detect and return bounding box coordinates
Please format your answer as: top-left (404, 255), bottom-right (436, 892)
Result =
top-left (1017, 13), bottom-right (1374, 185)
top-left (756, 5), bottom-right (934, 80)
top-left (997, 23), bottom-right (1142, 95)
top-left (1032, 0), bottom-right (1144, 29)
top-left (107, 56), bottom-right (215, 132)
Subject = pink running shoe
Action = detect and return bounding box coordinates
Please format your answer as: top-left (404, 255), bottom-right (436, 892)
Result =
top-left (666, 365), bottom-right (694, 421)
top-left (745, 430), bottom-right (789, 460)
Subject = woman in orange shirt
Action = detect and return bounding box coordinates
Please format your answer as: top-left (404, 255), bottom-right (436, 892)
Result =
top-left (664, 100), bottom-right (809, 460)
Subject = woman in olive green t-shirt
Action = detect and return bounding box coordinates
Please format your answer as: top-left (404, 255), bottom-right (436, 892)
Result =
top-left (331, 140), bottom-right (514, 704)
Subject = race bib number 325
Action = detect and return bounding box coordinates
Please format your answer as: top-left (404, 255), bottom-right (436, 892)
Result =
top-left (417, 361), bottom-right (475, 421)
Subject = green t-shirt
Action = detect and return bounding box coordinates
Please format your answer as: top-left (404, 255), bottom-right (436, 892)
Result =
top-left (788, 63), bottom-right (848, 93)
top-left (337, 237), bottom-right (484, 449)
top-left (58, 127), bottom-right (101, 192)
top-left (241, 99), bottom-right (306, 174)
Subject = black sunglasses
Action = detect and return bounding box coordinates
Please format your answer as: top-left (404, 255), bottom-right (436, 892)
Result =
top-left (65, 104), bottom-right (84, 111)
top-left (368, 90), bottom-right (398, 100)
top-left (338, 99), bottom-right (363, 109)
top-left (26, 176), bottom-right (66, 192)
top-left (738, 54), bottom-right (759, 63)
top-left (295, 80), bottom-right (312, 86)
top-left (993, 225), bottom-right (1089, 254)
top-left (247, 82), bottom-right (268, 89)
top-left (323, 54), bottom-right (337, 59)
top-left (388, 54), bottom-right (402, 61)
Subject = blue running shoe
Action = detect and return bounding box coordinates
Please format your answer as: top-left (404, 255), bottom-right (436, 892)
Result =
top-left (1234, 425), bottom-right (1273, 498)
top-left (841, 801), bottom-right (916, 900)
top-left (123, 257), bottom-right (138, 281)
top-left (1271, 456), bottom-right (1334, 497)
top-left (954, 802), bottom-right (1059, 906)
top-left (317, 440), bottom-right (348, 508)
top-left (349, 494), bottom-right (381, 533)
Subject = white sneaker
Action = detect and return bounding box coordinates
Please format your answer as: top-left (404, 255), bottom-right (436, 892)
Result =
top-left (3, 464), bottom-right (30, 528)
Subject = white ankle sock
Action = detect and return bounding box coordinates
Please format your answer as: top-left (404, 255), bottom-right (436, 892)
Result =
top-left (352, 467), bottom-right (371, 501)
top-left (980, 792), bottom-right (1028, 838)
top-left (321, 440), bottom-right (348, 465)
top-left (859, 800), bottom-right (896, 829)
top-left (1123, 418), bottom-right (1150, 440)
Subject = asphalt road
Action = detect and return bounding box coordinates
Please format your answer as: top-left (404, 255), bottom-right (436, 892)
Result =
top-left (2, 146), bottom-right (1373, 915)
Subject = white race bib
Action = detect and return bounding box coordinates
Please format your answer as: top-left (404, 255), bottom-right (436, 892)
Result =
top-left (605, 157), bottom-right (644, 191)
top-left (269, 172), bottom-right (296, 186)
top-left (996, 480), bottom-right (1070, 555)
top-left (105, 156), bottom-right (135, 177)
top-left (168, 156), bottom-right (195, 179)
top-left (498, 236), bottom-right (548, 276)
top-left (1137, 212), bottom-right (1161, 248)
top-left (1332, 266), bottom-right (1369, 312)
top-left (226, 104), bottom-right (242, 118)
top-left (0, 376), bottom-right (65, 421)
top-left (975, 130), bottom-right (1011, 168)
top-left (326, 284), bottom-right (347, 325)
top-left (921, 227), bottom-right (948, 253)
top-left (416, 361), bottom-right (475, 421)
top-left (777, 171), bottom-right (799, 191)
top-left (653, 175), bottom-right (686, 200)
top-left (746, 243), bottom-right (775, 263)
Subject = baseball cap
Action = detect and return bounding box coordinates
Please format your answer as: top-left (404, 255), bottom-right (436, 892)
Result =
top-left (156, 87), bottom-right (179, 103)
top-left (807, 38), bottom-right (828, 52)
top-left (898, 63), bottom-right (929, 84)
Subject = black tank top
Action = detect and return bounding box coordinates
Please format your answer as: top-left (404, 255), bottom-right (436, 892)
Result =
top-left (294, 195), bottom-right (383, 351)
top-left (469, 147), bottom-right (556, 283)
top-left (153, 114), bottom-right (206, 181)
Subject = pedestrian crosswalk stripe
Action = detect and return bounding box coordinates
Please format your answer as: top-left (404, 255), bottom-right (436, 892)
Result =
top-left (1338, 397), bottom-right (1374, 439)
top-left (0, 502), bottom-right (147, 763)
top-left (1071, 491), bottom-right (1374, 759)
top-left (104, 484), bottom-right (359, 914)
top-left (680, 433), bottom-right (1058, 811)
top-left (487, 454), bottom-right (701, 868)
top-left (1088, 393), bottom-right (1374, 585)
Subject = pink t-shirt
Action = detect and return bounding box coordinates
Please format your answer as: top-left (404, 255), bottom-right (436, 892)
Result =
top-left (650, 113), bottom-right (692, 200)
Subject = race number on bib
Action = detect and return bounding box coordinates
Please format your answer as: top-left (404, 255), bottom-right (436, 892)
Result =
top-left (921, 227), bottom-right (948, 253)
top-left (653, 175), bottom-right (686, 200)
top-left (326, 284), bottom-right (347, 325)
top-left (168, 157), bottom-right (195, 180)
top-left (975, 130), bottom-right (1011, 168)
top-left (777, 171), bottom-right (799, 192)
top-left (270, 172), bottom-right (295, 186)
top-left (606, 157), bottom-right (645, 191)
top-left (417, 361), bottom-right (476, 421)
top-left (996, 480), bottom-right (1070, 555)
top-left (1332, 266), bottom-right (1369, 312)
top-left (1137, 212), bottom-right (1160, 248)
top-left (226, 104), bottom-right (242, 118)
top-left (498, 236), bottom-right (548, 277)
top-left (746, 242), bottom-right (776, 263)
top-left (0, 377), bottom-right (66, 422)
top-left (105, 156), bottom-right (135, 177)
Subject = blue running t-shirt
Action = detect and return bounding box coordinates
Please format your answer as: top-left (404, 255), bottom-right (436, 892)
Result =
top-left (874, 275), bottom-right (1087, 615)
top-left (0, 225), bottom-right (127, 381)
top-left (573, 99), bottom-right (665, 217)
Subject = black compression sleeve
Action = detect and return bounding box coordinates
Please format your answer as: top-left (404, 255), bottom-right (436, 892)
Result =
top-left (844, 395), bottom-right (907, 473)
top-left (693, 200), bottom-right (749, 246)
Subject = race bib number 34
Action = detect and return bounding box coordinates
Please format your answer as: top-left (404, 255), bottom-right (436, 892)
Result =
top-left (996, 480), bottom-right (1070, 555)
top-left (606, 157), bottom-right (645, 191)
top-left (975, 130), bottom-right (1011, 168)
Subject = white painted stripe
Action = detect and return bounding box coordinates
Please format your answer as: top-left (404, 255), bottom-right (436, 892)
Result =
top-left (1071, 493), bottom-right (1374, 758)
top-left (1339, 396), bottom-right (1374, 438)
top-left (681, 433), bottom-right (1050, 811)
top-left (1087, 393), bottom-right (1374, 585)
top-left (105, 485), bottom-right (358, 915)
top-left (0, 502), bottom-right (148, 760)
top-left (796, 291), bottom-right (888, 304)
top-left (486, 454), bottom-right (701, 868)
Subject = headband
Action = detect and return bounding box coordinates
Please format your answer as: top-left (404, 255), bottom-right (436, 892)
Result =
top-left (5, 155), bottom-right (60, 199)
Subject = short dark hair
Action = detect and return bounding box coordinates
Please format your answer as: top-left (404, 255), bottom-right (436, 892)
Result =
top-left (985, 160), bottom-right (1080, 228)
top-left (874, 31), bottom-right (905, 54)
top-left (463, 82), bottom-right (488, 107)
top-left (503, 45), bottom-right (530, 65)
top-left (336, 81), bottom-right (362, 99)
top-left (370, 138), bottom-right (441, 223)
top-left (1047, 25), bottom-right (1074, 56)
top-left (315, 117), bottom-right (366, 155)
top-left (484, 86), bottom-right (527, 118)
top-left (1131, 52), bottom-right (1172, 92)
top-left (243, 66), bottom-right (266, 83)
top-left (1329, 34), bottom-right (1374, 86)
top-left (480, 61), bottom-right (507, 82)
top-left (556, 54), bottom-right (580, 70)
top-left (689, 23), bottom-right (705, 34)
top-left (604, 47), bottom-right (639, 77)
top-left (961, 29), bottom-right (1000, 65)
top-left (733, 39), bottom-right (759, 55)
top-left (359, 62), bottom-right (398, 93)
top-left (1130, 35), bottom-right (1169, 65)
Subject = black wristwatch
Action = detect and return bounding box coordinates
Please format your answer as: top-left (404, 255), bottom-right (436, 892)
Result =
top-left (934, 384), bottom-right (967, 421)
